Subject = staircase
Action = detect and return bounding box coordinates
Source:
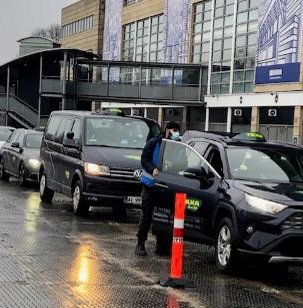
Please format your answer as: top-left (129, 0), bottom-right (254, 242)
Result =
top-left (0, 94), bottom-right (39, 128)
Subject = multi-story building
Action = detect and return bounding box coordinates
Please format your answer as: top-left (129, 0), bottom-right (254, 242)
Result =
top-left (61, 0), bottom-right (105, 55)
top-left (61, 0), bottom-right (303, 143)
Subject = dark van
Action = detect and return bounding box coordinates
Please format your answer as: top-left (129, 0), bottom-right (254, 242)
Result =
top-left (39, 110), bottom-right (161, 217)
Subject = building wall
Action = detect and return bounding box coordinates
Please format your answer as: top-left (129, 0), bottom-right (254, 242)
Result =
top-left (61, 0), bottom-right (104, 55)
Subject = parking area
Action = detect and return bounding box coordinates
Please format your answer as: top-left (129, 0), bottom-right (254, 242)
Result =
top-left (0, 180), bottom-right (302, 307)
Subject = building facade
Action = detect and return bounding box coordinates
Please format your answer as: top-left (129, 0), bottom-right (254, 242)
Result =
top-left (61, 0), bottom-right (105, 55)
top-left (61, 0), bottom-right (303, 143)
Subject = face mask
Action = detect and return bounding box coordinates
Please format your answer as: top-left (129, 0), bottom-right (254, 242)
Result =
top-left (171, 131), bottom-right (180, 141)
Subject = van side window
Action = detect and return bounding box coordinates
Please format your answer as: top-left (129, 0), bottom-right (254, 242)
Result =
top-left (206, 147), bottom-right (224, 177)
top-left (46, 116), bottom-right (62, 141)
top-left (72, 118), bottom-right (81, 141)
top-left (55, 117), bottom-right (74, 144)
top-left (16, 132), bottom-right (24, 146)
top-left (9, 131), bottom-right (20, 144)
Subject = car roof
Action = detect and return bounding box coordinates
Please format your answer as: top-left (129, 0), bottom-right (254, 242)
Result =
top-left (50, 110), bottom-right (158, 123)
top-left (183, 130), bottom-right (302, 150)
top-left (14, 128), bottom-right (43, 135)
top-left (0, 126), bottom-right (15, 131)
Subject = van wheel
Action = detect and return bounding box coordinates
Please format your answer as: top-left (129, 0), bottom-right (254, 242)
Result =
top-left (19, 162), bottom-right (27, 187)
top-left (40, 173), bottom-right (54, 203)
top-left (215, 217), bottom-right (238, 273)
top-left (73, 180), bottom-right (89, 217)
top-left (0, 158), bottom-right (9, 181)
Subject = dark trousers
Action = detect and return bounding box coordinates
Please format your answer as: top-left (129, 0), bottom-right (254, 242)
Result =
top-left (137, 185), bottom-right (154, 242)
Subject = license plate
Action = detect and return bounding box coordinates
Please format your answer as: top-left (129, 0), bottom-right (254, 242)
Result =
top-left (124, 196), bottom-right (142, 205)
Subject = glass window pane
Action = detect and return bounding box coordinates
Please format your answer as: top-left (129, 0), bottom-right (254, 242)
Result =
top-left (234, 71), bottom-right (244, 81)
top-left (237, 12), bottom-right (248, 23)
top-left (244, 82), bottom-right (253, 93)
top-left (233, 83), bottom-right (244, 93)
top-left (249, 9), bottom-right (258, 21)
top-left (225, 16), bottom-right (233, 27)
top-left (214, 18), bottom-right (224, 29)
top-left (221, 83), bottom-right (230, 94)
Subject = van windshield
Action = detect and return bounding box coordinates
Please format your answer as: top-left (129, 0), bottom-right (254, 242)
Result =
top-left (85, 117), bottom-right (159, 149)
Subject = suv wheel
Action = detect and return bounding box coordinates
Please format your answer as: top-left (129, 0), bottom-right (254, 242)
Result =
top-left (0, 158), bottom-right (9, 181)
top-left (215, 217), bottom-right (238, 273)
top-left (73, 180), bottom-right (89, 217)
top-left (19, 162), bottom-right (27, 187)
top-left (40, 173), bottom-right (54, 203)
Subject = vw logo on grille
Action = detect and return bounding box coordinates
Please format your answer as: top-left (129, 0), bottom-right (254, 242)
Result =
top-left (134, 169), bottom-right (143, 180)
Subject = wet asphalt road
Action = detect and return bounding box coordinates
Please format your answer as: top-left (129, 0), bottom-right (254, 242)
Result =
top-left (0, 180), bottom-right (303, 307)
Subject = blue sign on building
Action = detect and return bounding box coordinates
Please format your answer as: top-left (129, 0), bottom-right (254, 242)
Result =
top-left (256, 0), bottom-right (303, 84)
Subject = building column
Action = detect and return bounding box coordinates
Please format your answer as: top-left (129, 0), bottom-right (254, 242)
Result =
top-left (6, 65), bottom-right (10, 126)
top-left (293, 106), bottom-right (303, 144)
top-left (38, 54), bottom-right (43, 126)
top-left (251, 106), bottom-right (260, 132)
top-left (226, 107), bottom-right (232, 133)
top-left (158, 107), bottom-right (163, 127)
top-left (182, 107), bottom-right (187, 131)
top-left (62, 52), bottom-right (68, 110)
top-left (205, 107), bottom-right (209, 131)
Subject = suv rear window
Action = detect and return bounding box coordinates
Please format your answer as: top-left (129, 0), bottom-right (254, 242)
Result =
top-left (85, 117), bottom-right (157, 149)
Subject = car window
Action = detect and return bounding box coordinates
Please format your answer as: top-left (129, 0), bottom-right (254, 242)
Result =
top-left (0, 128), bottom-right (14, 141)
top-left (55, 117), bottom-right (74, 143)
top-left (72, 118), bottom-right (81, 141)
top-left (15, 132), bottom-right (24, 146)
top-left (10, 131), bottom-right (20, 144)
top-left (227, 146), bottom-right (303, 182)
top-left (46, 115), bottom-right (62, 141)
top-left (85, 117), bottom-right (152, 149)
top-left (161, 140), bottom-right (220, 177)
top-left (25, 134), bottom-right (43, 148)
top-left (206, 147), bottom-right (224, 177)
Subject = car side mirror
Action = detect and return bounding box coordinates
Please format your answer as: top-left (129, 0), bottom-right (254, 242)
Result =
top-left (66, 131), bottom-right (74, 139)
top-left (63, 138), bottom-right (79, 150)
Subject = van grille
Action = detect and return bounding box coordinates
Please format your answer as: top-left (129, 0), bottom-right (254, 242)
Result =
top-left (110, 167), bottom-right (136, 180)
top-left (281, 213), bottom-right (303, 231)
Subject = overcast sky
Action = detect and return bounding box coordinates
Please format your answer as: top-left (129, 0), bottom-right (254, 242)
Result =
top-left (0, 0), bottom-right (77, 64)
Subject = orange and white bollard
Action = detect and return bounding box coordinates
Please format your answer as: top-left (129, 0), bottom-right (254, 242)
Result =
top-left (159, 193), bottom-right (194, 288)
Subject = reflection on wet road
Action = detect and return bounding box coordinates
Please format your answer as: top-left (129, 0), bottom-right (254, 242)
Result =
top-left (0, 180), bottom-right (302, 307)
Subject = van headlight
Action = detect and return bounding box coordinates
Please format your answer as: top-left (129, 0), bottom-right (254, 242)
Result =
top-left (84, 163), bottom-right (110, 176)
top-left (28, 159), bottom-right (40, 169)
top-left (245, 194), bottom-right (287, 214)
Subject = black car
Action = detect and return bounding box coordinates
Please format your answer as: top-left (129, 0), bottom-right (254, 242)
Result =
top-left (39, 109), bottom-right (161, 218)
top-left (0, 129), bottom-right (43, 186)
top-left (152, 131), bottom-right (303, 273)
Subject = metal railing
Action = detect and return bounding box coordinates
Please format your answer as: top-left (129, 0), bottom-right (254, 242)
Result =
top-left (0, 94), bottom-right (38, 127)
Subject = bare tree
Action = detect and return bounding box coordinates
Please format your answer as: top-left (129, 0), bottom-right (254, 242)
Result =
top-left (32, 24), bottom-right (62, 43)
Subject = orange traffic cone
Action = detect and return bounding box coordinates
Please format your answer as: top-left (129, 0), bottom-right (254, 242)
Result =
top-left (159, 193), bottom-right (194, 288)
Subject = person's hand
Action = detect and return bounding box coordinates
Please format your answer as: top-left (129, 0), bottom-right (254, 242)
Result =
top-left (152, 168), bottom-right (159, 176)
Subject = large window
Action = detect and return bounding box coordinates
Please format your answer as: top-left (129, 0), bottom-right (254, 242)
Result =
top-left (191, 0), bottom-right (259, 95)
top-left (121, 15), bottom-right (164, 83)
top-left (211, 0), bottom-right (235, 95)
top-left (62, 15), bottom-right (94, 38)
top-left (233, 0), bottom-right (258, 93)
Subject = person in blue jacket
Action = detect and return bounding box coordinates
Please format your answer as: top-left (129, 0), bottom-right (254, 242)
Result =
top-left (135, 121), bottom-right (181, 256)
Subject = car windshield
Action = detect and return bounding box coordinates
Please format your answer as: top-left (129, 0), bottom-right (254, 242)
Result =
top-left (25, 134), bottom-right (43, 148)
top-left (0, 128), bottom-right (13, 141)
top-left (85, 117), bottom-right (159, 149)
top-left (227, 146), bottom-right (303, 183)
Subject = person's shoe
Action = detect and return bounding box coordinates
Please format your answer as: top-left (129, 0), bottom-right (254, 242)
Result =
top-left (135, 242), bottom-right (147, 256)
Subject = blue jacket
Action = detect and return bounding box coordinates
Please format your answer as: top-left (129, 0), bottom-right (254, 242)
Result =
top-left (141, 134), bottom-right (163, 174)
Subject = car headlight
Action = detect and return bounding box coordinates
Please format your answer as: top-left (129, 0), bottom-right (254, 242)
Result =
top-left (245, 194), bottom-right (287, 214)
top-left (84, 163), bottom-right (110, 176)
top-left (28, 159), bottom-right (40, 169)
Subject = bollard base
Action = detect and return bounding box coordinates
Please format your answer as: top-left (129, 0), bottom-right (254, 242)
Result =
top-left (159, 277), bottom-right (195, 289)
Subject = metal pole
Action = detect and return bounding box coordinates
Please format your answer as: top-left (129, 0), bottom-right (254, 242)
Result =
top-left (62, 52), bottom-right (67, 110)
top-left (6, 65), bottom-right (10, 126)
top-left (227, 107), bottom-right (232, 133)
top-left (139, 65), bottom-right (142, 99)
top-left (171, 66), bottom-right (175, 100)
top-left (38, 54), bottom-right (43, 126)
top-left (205, 107), bottom-right (209, 131)
top-left (198, 65), bottom-right (203, 102)
top-left (107, 61), bottom-right (110, 98)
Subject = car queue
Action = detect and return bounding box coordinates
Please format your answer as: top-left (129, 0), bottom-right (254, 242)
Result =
top-left (0, 111), bottom-right (303, 274)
